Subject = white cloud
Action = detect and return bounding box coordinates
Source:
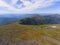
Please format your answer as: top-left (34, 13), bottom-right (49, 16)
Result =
top-left (54, 0), bottom-right (60, 2)
top-left (0, 0), bottom-right (60, 14)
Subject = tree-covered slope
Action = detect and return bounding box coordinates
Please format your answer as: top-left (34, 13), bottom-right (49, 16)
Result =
top-left (20, 14), bottom-right (60, 25)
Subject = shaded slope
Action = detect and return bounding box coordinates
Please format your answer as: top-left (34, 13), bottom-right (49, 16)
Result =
top-left (19, 15), bottom-right (47, 25)
top-left (19, 14), bottom-right (60, 25)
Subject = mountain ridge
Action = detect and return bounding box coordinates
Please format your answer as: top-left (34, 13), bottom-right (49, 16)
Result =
top-left (19, 14), bottom-right (60, 25)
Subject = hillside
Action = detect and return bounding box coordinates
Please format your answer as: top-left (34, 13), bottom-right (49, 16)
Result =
top-left (20, 14), bottom-right (60, 25)
top-left (0, 22), bottom-right (60, 45)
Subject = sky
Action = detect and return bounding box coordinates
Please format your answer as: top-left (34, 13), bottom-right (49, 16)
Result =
top-left (0, 0), bottom-right (60, 14)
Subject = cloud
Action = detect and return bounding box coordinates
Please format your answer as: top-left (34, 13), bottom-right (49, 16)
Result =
top-left (0, 0), bottom-right (60, 14)
top-left (56, 0), bottom-right (60, 1)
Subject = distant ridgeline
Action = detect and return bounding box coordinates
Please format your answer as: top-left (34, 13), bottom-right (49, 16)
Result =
top-left (0, 14), bottom-right (34, 26)
top-left (19, 14), bottom-right (60, 25)
top-left (0, 14), bottom-right (60, 25)
top-left (0, 17), bottom-right (18, 25)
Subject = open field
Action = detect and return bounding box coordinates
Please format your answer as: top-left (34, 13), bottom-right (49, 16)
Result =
top-left (0, 22), bottom-right (60, 45)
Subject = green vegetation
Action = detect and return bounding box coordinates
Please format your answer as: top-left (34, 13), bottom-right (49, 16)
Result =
top-left (0, 22), bottom-right (60, 45)
top-left (19, 14), bottom-right (60, 25)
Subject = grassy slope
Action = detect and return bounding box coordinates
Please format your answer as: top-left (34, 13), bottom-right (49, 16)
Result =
top-left (0, 22), bottom-right (60, 45)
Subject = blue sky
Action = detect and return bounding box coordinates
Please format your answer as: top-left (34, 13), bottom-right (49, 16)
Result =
top-left (32, 1), bottom-right (60, 14)
top-left (0, 0), bottom-right (60, 14)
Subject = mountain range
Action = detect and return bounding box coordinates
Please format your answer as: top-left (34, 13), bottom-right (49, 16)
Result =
top-left (19, 14), bottom-right (60, 25)
top-left (0, 14), bottom-right (60, 25)
top-left (0, 14), bottom-right (33, 25)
